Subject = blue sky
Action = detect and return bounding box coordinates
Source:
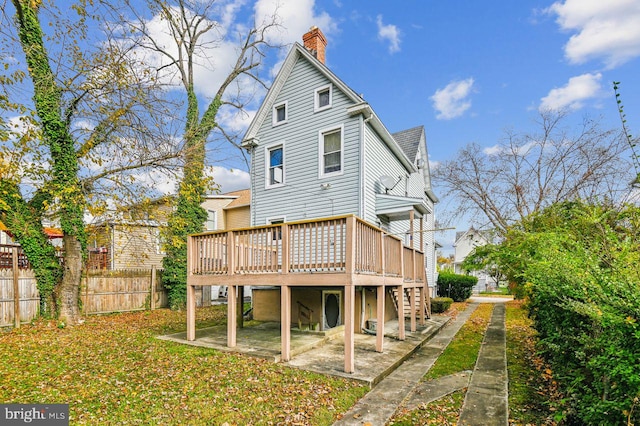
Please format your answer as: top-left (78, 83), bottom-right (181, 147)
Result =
top-left (207, 0), bottom-right (640, 187)
top-left (201, 0), bottom-right (640, 249)
top-left (5, 0), bottom-right (640, 249)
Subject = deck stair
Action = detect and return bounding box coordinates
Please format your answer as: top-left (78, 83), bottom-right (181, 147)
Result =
top-left (391, 288), bottom-right (431, 319)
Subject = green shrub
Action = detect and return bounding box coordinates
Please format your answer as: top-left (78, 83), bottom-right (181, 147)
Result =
top-left (436, 272), bottom-right (477, 302)
top-left (502, 202), bottom-right (640, 425)
top-left (431, 297), bottom-right (453, 313)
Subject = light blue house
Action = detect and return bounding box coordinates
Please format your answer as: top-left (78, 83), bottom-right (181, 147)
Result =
top-left (241, 27), bottom-right (437, 321)
top-left (186, 27), bottom-right (438, 373)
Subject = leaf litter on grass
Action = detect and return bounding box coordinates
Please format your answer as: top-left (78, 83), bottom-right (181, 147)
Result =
top-left (0, 306), bottom-right (367, 425)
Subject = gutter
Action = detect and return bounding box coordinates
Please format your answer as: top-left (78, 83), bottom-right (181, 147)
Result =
top-left (347, 102), bottom-right (417, 174)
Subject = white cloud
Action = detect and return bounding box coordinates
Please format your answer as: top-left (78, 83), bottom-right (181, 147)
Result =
top-left (376, 15), bottom-right (401, 53)
top-left (483, 141), bottom-right (537, 157)
top-left (126, 165), bottom-right (250, 196)
top-left (483, 144), bottom-right (502, 156)
top-left (430, 78), bottom-right (475, 120)
top-left (254, 0), bottom-right (336, 48)
top-left (547, 0), bottom-right (640, 68)
top-left (216, 105), bottom-right (257, 134)
top-left (539, 72), bottom-right (602, 111)
top-left (207, 166), bottom-right (250, 193)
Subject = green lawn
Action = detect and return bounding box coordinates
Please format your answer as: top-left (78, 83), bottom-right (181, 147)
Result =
top-left (0, 306), bottom-right (367, 425)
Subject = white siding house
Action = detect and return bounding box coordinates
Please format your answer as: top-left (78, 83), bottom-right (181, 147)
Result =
top-left (453, 227), bottom-right (498, 292)
top-left (243, 28), bottom-right (438, 289)
top-left (186, 27), bottom-right (438, 373)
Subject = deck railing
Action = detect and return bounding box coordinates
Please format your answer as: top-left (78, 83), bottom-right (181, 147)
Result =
top-left (188, 215), bottom-right (424, 282)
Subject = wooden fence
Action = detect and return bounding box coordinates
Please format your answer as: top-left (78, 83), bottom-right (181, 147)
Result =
top-left (0, 268), bottom-right (39, 328)
top-left (81, 267), bottom-right (170, 314)
top-left (0, 244), bottom-right (181, 326)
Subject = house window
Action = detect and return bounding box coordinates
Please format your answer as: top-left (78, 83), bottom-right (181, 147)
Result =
top-left (314, 84), bottom-right (332, 112)
top-left (267, 217), bottom-right (285, 241)
top-left (319, 126), bottom-right (343, 177)
top-left (265, 143), bottom-right (285, 188)
top-left (155, 229), bottom-right (166, 255)
top-left (273, 101), bottom-right (288, 126)
top-left (205, 210), bottom-right (217, 231)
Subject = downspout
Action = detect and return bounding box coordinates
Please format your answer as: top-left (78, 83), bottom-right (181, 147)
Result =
top-left (361, 287), bottom-right (366, 332)
top-left (360, 115), bottom-right (373, 220)
top-left (110, 223), bottom-right (115, 270)
top-left (250, 146), bottom-right (256, 226)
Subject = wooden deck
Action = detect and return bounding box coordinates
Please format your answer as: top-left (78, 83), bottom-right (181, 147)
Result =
top-left (186, 214), bottom-right (430, 373)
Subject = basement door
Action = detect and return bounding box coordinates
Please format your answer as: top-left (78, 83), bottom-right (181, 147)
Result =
top-left (322, 290), bottom-right (342, 330)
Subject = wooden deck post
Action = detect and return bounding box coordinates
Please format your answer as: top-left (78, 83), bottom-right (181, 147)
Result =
top-left (13, 247), bottom-right (20, 329)
top-left (227, 231), bottom-right (237, 348)
top-left (397, 285), bottom-right (406, 340)
top-left (344, 216), bottom-right (356, 373)
top-left (376, 285), bottom-right (384, 353)
top-left (150, 265), bottom-right (156, 311)
top-left (186, 236), bottom-right (196, 340)
top-left (344, 283), bottom-right (355, 373)
top-left (187, 284), bottom-right (196, 341)
top-left (227, 284), bottom-right (237, 348)
top-left (281, 285), bottom-right (291, 362)
top-left (410, 287), bottom-right (417, 332)
top-left (419, 287), bottom-right (426, 325)
top-left (409, 210), bottom-right (415, 249)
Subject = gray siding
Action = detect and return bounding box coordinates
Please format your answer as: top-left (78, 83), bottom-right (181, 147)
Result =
top-left (251, 57), bottom-right (361, 225)
top-left (362, 125), bottom-right (410, 224)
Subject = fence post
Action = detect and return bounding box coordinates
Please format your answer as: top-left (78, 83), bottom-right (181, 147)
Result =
top-left (150, 265), bottom-right (156, 310)
top-left (84, 272), bottom-right (89, 315)
top-left (12, 247), bottom-right (20, 329)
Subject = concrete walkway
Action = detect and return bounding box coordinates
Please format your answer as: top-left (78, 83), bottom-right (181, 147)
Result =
top-left (459, 302), bottom-right (508, 425)
top-left (333, 302), bottom-right (480, 425)
top-left (334, 297), bottom-right (510, 426)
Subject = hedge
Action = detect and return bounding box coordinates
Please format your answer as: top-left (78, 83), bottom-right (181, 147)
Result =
top-left (437, 271), bottom-right (477, 302)
top-left (431, 297), bottom-right (453, 313)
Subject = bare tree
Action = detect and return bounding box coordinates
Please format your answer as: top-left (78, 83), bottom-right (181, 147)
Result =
top-left (104, 0), bottom-right (282, 307)
top-left (0, 0), bottom-right (182, 324)
top-left (433, 110), bottom-right (632, 235)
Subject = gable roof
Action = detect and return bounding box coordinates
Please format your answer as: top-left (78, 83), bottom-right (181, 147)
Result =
top-left (224, 189), bottom-right (250, 209)
top-left (242, 43), bottom-right (363, 146)
top-left (392, 125), bottom-right (424, 162)
top-left (241, 43), bottom-right (417, 174)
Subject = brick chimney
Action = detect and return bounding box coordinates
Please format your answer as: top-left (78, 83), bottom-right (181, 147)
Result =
top-left (302, 26), bottom-right (327, 64)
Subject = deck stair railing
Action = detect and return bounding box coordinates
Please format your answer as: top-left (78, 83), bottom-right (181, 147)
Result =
top-left (296, 301), bottom-right (314, 329)
top-left (391, 287), bottom-right (431, 319)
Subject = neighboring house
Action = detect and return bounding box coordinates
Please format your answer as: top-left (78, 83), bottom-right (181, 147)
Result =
top-left (186, 27), bottom-right (438, 373)
top-left (0, 221), bottom-right (13, 245)
top-left (200, 189), bottom-right (251, 300)
top-left (86, 197), bottom-right (173, 270)
top-left (87, 190), bottom-right (251, 271)
top-left (201, 189), bottom-right (251, 232)
top-left (453, 227), bottom-right (498, 292)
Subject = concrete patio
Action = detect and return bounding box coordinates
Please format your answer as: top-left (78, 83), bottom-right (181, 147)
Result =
top-left (159, 314), bottom-right (451, 387)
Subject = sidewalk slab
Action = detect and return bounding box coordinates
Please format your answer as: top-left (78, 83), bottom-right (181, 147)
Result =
top-left (458, 303), bottom-right (508, 425)
top-left (333, 303), bottom-right (480, 426)
top-left (404, 371), bottom-right (472, 410)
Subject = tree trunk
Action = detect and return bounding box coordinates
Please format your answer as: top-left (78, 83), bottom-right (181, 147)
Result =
top-left (57, 235), bottom-right (83, 324)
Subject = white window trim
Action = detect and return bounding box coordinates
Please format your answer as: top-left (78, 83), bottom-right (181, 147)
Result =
top-left (206, 210), bottom-right (217, 231)
top-left (318, 124), bottom-right (344, 179)
top-left (155, 229), bottom-right (165, 255)
top-left (265, 141), bottom-right (285, 189)
top-left (266, 216), bottom-right (286, 225)
top-left (314, 84), bottom-right (333, 112)
top-left (272, 101), bottom-right (288, 126)
top-left (266, 217), bottom-right (286, 241)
